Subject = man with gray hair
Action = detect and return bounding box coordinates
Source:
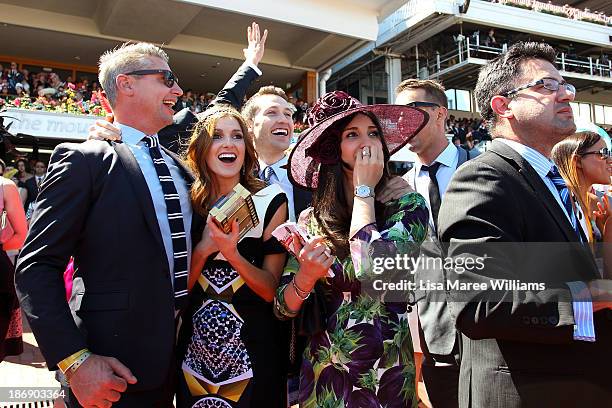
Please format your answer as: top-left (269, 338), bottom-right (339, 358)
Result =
top-left (16, 41), bottom-right (194, 407)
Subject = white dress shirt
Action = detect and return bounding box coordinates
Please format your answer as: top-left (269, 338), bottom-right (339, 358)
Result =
top-left (498, 138), bottom-right (595, 342)
top-left (258, 155), bottom-right (296, 222)
top-left (118, 122), bottom-right (193, 286)
top-left (404, 142), bottom-right (459, 231)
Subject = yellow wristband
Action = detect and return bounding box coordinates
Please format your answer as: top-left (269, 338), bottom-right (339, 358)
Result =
top-left (57, 348), bottom-right (89, 373)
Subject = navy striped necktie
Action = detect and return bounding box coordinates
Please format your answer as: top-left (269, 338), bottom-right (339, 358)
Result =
top-left (143, 135), bottom-right (188, 309)
top-left (547, 165), bottom-right (582, 241)
top-left (263, 165), bottom-right (275, 184)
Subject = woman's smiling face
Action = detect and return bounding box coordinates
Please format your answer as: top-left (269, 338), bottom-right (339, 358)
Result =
top-left (205, 115), bottom-right (246, 182)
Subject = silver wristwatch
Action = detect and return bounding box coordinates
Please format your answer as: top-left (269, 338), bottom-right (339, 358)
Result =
top-left (354, 185), bottom-right (374, 198)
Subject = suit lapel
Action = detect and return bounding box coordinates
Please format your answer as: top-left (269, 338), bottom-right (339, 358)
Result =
top-left (113, 142), bottom-right (168, 263)
top-left (489, 141), bottom-right (578, 242)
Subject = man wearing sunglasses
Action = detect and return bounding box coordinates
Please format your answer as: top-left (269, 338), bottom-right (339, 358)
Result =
top-left (395, 78), bottom-right (466, 408)
top-left (89, 22), bottom-right (267, 153)
top-left (438, 42), bottom-right (612, 407)
top-left (16, 42), bottom-right (194, 407)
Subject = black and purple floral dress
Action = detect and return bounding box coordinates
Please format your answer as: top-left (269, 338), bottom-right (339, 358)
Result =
top-left (285, 192), bottom-right (429, 408)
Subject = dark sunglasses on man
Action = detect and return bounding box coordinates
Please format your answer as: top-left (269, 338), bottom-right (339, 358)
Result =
top-left (580, 147), bottom-right (611, 160)
top-left (404, 101), bottom-right (440, 108)
top-left (124, 69), bottom-right (178, 88)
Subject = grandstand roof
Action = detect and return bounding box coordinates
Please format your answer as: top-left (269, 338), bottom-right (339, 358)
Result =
top-left (0, 0), bottom-right (405, 93)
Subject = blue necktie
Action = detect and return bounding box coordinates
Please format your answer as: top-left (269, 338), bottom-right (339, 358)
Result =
top-left (547, 165), bottom-right (582, 241)
top-left (263, 166), bottom-right (275, 184)
top-left (143, 135), bottom-right (188, 309)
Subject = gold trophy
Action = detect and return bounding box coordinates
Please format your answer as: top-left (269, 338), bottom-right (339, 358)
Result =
top-left (209, 184), bottom-right (259, 240)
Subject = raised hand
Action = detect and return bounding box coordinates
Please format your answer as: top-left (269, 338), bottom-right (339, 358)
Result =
top-left (243, 22), bottom-right (268, 67)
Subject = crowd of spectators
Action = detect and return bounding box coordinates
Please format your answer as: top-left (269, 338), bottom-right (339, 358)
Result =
top-left (483, 0), bottom-right (611, 25)
top-left (172, 89), bottom-right (311, 126)
top-left (446, 115), bottom-right (491, 144)
top-left (0, 62), bottom-right (101, 103)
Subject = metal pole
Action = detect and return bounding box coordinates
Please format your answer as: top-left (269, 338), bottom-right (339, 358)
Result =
top-left (589, 57), bottom-right (593, 75)
top-left (561, 53), bottom-right (565, 71)
top-left (467, 37), bottom-right (471, 59)
top-left (416, 45), bottom-right (420, 77)
top-left (436, 51), bottom-right (441, 72)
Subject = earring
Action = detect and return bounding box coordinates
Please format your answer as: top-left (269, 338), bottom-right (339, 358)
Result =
top-left (241, 166), bottom-right (246, 176)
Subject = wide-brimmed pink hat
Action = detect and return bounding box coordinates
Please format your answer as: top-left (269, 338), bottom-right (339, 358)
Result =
top-left (288, 91), bottom-right (429, 190)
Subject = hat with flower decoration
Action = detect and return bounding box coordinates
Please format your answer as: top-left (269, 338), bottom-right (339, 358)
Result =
top-left (288, 91), bottom-right (428, 190)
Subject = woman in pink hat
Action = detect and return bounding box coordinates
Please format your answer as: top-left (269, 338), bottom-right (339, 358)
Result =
top-left (275, 91), bottom-right (430, 407)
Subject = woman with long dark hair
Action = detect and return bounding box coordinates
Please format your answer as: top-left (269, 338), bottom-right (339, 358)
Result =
top-left (275, 91), bottom-right (430, 407)
top-left (176, 105), bottom-right (289, 407)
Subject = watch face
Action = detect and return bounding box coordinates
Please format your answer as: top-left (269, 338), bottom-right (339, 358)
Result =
top-left (356, 185), bottom-right (371, 197)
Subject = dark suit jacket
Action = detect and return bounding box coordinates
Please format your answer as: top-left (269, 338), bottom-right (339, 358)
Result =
top-left (159, 63), bottom-right (259, 154)
top-left (15, 140), bottom-right (199, 392)
top-left (404, 146), bottom-right (469, 360)
top-left (438, 139), bottom-right (612, 407)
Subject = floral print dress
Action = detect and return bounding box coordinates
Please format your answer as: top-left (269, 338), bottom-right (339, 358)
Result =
top-left (286, 192), bottom-right (429, 408)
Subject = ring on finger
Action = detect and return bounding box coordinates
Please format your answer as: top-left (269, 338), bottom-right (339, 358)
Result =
top-left (362, 146), bottom-right (371, 157)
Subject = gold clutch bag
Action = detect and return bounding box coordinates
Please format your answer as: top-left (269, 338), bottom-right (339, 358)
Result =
top-left (209, 184), bottom-right (259, 240)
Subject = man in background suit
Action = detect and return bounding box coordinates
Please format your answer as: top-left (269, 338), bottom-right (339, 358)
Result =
top-left (241, 86), bottom-right (311, 221)
top-left (22, 160), bottom-right (46, 211)
top-left (396, 78), bottom-right (464, 408)
top-left (438, 42), bottom-right (612, 407)
top-left (16, 42), bottom-right (194, 407)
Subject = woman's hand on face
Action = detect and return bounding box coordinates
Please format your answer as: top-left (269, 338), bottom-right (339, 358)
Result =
top-left (293, 234), bottom-right (334, 288)
top-left (353, 143), bottom-right (384, 188)
top-left (207, 217), bottom-right (240, 260)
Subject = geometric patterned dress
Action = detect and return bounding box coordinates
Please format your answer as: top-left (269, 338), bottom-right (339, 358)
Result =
top-left (284, 192), bottom-right (429, 408)
top-left (176, 184), bottom-right (288, 408)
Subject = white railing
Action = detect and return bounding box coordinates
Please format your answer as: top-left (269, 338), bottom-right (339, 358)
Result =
top-left (421, 38), bottom-right (612, 79)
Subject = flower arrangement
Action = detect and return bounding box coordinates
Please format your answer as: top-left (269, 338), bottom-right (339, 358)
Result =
top-left (293, 122), bottom-right (309, 134)
top-left (0, 84), bottom-right (107, 117)
top-left (505, 0), bottom-right (533, 10)
top-left (539, 9), bottom-right (567, 18)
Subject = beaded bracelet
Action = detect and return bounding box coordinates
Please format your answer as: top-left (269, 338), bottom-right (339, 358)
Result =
top-left (291, 276), bottom-right (311, 301)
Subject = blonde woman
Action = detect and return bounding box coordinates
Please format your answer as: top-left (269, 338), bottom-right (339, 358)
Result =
top-left (551, 131), bottom-right (612, 276)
